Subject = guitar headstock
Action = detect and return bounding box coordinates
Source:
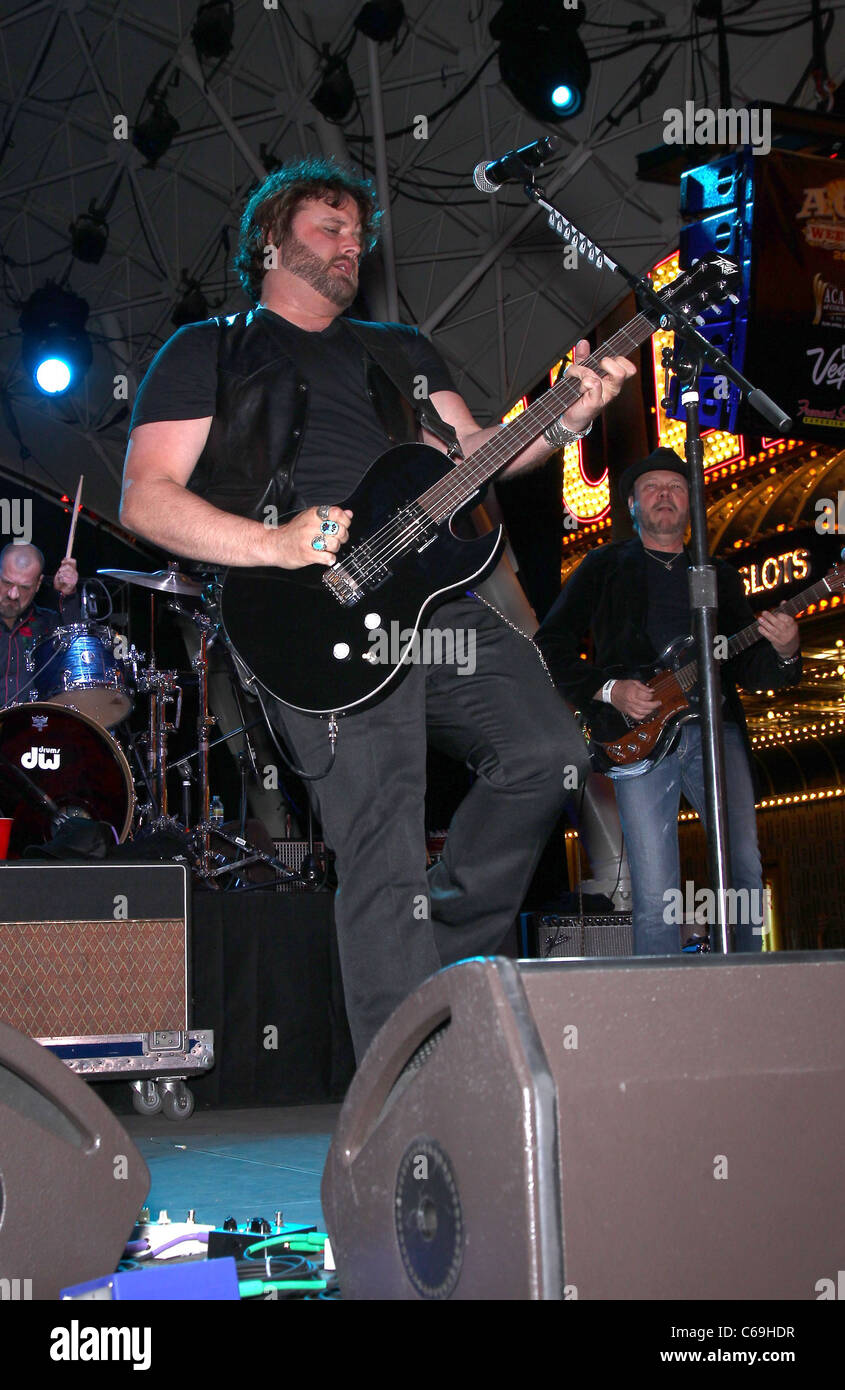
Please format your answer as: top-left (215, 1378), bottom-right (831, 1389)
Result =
top-left (656, 253), bottom-right (742, 323)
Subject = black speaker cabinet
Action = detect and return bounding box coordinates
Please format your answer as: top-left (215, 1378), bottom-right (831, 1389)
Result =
top-left (0, 1019), bottom-right (150, 1299)
top-left (322, 952), bottom-right (845, 1299)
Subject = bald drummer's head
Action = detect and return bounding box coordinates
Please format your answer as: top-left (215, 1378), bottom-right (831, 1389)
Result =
top-left (0, 543), bottom-right (45, 627)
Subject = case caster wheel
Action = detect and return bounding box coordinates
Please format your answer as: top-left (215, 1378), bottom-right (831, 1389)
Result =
top-left (159, 1080), bottom-right (195, 1121)
top-left (130, 1080), bottom-right (163, 1116)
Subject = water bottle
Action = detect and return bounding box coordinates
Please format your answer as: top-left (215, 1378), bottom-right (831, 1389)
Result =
top-left (210, 795), bottom-right (225, 826)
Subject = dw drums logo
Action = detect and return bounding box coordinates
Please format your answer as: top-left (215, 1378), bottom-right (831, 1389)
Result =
top-left (21, 746), bottom-right (61, 770)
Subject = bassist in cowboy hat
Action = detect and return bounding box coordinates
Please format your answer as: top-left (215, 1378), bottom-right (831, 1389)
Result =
top-left (536, 446), bottom-right (802, 955)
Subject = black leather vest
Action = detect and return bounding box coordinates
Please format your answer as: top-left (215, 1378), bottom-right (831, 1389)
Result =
top-left (187, 310), bottom-right (419, 520)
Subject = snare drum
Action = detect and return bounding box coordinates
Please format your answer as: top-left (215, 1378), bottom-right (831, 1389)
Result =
top-left (0, 702), bottom-right (134, 857)
top-left (28, 623), bottom-right (133, 727)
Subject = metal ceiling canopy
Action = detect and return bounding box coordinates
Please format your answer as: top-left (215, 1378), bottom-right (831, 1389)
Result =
top-left (0, 0), bottom-right (841, 524)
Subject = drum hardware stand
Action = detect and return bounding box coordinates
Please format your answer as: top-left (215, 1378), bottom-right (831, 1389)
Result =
top-left (135, 661), bottom-right (183, 831)
top-left (166, 601), bottom-right (307, 889)
top-left (514, 162), bottom-right (792, 952)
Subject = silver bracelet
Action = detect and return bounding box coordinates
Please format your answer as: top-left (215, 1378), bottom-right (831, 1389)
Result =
top-left (543, 417), bottom-right (593, 450)
top-left (601, 679), bottom-right (617, 704)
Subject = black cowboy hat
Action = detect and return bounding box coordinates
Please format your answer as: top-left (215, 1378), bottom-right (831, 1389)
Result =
top-left (618, 447), bottom-right (689, 504)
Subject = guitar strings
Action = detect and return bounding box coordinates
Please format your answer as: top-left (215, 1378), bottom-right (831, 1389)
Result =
top-left (335, 315), bottom-right (651, 580)
top-left (331, 313), bottom-right (655, 587)
top-left (333, 259), bottom-right (730, 586)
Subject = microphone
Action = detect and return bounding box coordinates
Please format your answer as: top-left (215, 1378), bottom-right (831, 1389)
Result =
top-left (473, 137), bottom-right (559, 193)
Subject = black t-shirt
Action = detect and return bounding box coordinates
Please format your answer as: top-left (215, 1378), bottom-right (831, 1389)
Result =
top-left (644, 548), bottom-right (691, 658)
top-left (130, 309), bottom-right (456, 506)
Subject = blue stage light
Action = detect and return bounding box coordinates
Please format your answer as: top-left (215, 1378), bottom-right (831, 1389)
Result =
top-left (34, 358), bottom-right (73, 394)
top-left (19, 285), bottom-right (92, 395)
top-left (551, 85), bottom-right (575, 111)
top-left (491, 2), bottom-right (590, 124)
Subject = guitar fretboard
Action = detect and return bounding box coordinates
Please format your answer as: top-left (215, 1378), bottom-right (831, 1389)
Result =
top-left (419, 310), bottom-right (660, 523)
top-left (676, 573), bottom-right (833, 688)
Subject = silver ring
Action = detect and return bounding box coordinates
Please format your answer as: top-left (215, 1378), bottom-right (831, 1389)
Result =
top-left (311, 535), bottom-right (326, 552)
top-left (320, 519), bottom-right (339, 535)
top-left (316, 504), bottom-right (331, 521)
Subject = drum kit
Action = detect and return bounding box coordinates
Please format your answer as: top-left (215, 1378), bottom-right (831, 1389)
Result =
top-left (0, 560), bottom-right (302, 886)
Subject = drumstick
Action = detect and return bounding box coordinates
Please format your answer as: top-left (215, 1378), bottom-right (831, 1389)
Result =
top-left (64, 476), bottom-right (83, 560)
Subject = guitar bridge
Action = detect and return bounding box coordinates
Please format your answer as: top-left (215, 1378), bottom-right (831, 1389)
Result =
top-left (322, 545), bottom-right (391, 606)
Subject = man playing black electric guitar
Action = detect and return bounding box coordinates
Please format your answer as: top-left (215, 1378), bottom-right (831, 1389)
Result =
top-left (120, 157), bottom-right (636, 1064)
top-left (537, 447), bottom-right (802, 956)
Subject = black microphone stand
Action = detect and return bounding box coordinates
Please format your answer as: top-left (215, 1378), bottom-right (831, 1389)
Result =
top-left (518, 166), bottom-right (792, 951)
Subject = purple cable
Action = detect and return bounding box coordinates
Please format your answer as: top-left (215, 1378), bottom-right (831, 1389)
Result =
top-left (139, 1231), bottom-right (211, 1259)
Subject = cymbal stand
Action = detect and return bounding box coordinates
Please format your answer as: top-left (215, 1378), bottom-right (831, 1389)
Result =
top-left (192, 610), bottom-right (217, 877)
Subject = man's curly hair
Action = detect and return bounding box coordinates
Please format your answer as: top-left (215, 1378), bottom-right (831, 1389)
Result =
top-left (234, 157), bottom-right (382, 304)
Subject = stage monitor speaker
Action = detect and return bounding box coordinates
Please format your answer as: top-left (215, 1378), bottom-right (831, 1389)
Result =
top-left (322, 952), bottom-right (845, 1300)
top-left (0, 1019), bottom-right (150, 1299)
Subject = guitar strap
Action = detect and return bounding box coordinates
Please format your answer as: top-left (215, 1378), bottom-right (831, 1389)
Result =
top-left (341, 319), bottom-right (463, 458)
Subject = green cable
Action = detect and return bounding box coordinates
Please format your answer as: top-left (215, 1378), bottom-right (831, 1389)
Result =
top-left (239, 1278), bottom-right (328, 1298)
top-left (244, 1232), bottom-right (328, 1257)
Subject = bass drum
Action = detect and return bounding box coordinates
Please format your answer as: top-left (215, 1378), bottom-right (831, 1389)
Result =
top-left (0, 703), bottom-right (134, 858)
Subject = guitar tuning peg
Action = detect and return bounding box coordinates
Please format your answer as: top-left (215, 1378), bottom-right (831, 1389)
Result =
top-left (694, 315), bottom-right (705, 326)
top-left (727, 293), bottom-right (740, 305)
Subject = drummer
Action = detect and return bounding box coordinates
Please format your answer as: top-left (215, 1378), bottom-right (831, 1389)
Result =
top-left (0, 543), bottom-right (80, 704)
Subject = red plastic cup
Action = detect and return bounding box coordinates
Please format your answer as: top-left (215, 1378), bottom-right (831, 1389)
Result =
top-left (0, 819), bottom-right (12, 860)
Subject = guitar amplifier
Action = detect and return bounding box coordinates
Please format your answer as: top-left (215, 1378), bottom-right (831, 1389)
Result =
top-left (521, 911), bottom-right (634, 959)
top-left (0, 862), bottom-right (213, 1084)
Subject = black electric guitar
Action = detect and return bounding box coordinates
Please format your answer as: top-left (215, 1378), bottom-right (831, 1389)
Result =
top-left (584, 561), bottom-right (845, 779)
top-left (220, 254), bottom-right (740, 716)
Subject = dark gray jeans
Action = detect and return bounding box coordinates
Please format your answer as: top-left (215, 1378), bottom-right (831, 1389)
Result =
top-left (269, 595), bottom-right (589, 1061)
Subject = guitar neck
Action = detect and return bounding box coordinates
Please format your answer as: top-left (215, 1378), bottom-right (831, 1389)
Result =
top-left (420, 308), bottom-right (660, 522)
top-left (676, 574), bottom-right (829, 689)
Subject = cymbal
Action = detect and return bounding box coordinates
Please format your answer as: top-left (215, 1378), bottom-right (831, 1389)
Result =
top-left (97, 566), bottom-right (204, 596)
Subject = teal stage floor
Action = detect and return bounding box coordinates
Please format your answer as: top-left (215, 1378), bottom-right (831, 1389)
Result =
top-left (122, 1104), bottom-right (340, 1234)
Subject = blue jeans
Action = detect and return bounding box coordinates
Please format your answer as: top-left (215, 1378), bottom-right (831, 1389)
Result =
top-left (613, 722), bottom-right (763, 955)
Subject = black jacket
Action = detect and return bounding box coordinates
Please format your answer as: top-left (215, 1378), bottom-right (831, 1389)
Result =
top-left (536, 539), bottom-right (802, 743)
top-left (186, 311), bottom-right (420, 521)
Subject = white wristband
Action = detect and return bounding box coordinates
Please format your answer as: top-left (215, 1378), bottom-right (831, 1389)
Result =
top-left (601, 679), bottom-right (617, 704)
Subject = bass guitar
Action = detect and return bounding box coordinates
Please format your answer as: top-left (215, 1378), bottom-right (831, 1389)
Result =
top-left (220, 253), bottom-right (741, 716)
top-left (583, 561), bottom-right (845, 778)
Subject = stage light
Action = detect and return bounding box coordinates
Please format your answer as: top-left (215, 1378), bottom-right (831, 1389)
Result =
top-left (132, 98), bottom-right (180, 167)
top-left (19, 285), bottom-right (92, 396)
top-left (35, 359), bottom-right (71, 394)
top-left (191, 1), bottom-right (234, 61)
top-left (354, 1), bottom-right (405, 42)
top-left (551, 85), bottom-right (576, 112)
top-left (312, 52), bottom-right (356, 122)
top-left (490, 0), bottom-right (590, 123)
top-left (69, 206), bottom-right (109, 264)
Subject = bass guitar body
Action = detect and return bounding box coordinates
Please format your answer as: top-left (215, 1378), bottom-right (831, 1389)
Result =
top-left (584, 635), bottom-right (702, 779)
top-left (219, 442), bottom-right (502, 715)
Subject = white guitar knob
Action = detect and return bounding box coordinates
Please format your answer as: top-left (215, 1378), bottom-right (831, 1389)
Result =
top-left (332, 642), bottom-right (351, 660)
top-left (364, 612), bottom-right (382, 630)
